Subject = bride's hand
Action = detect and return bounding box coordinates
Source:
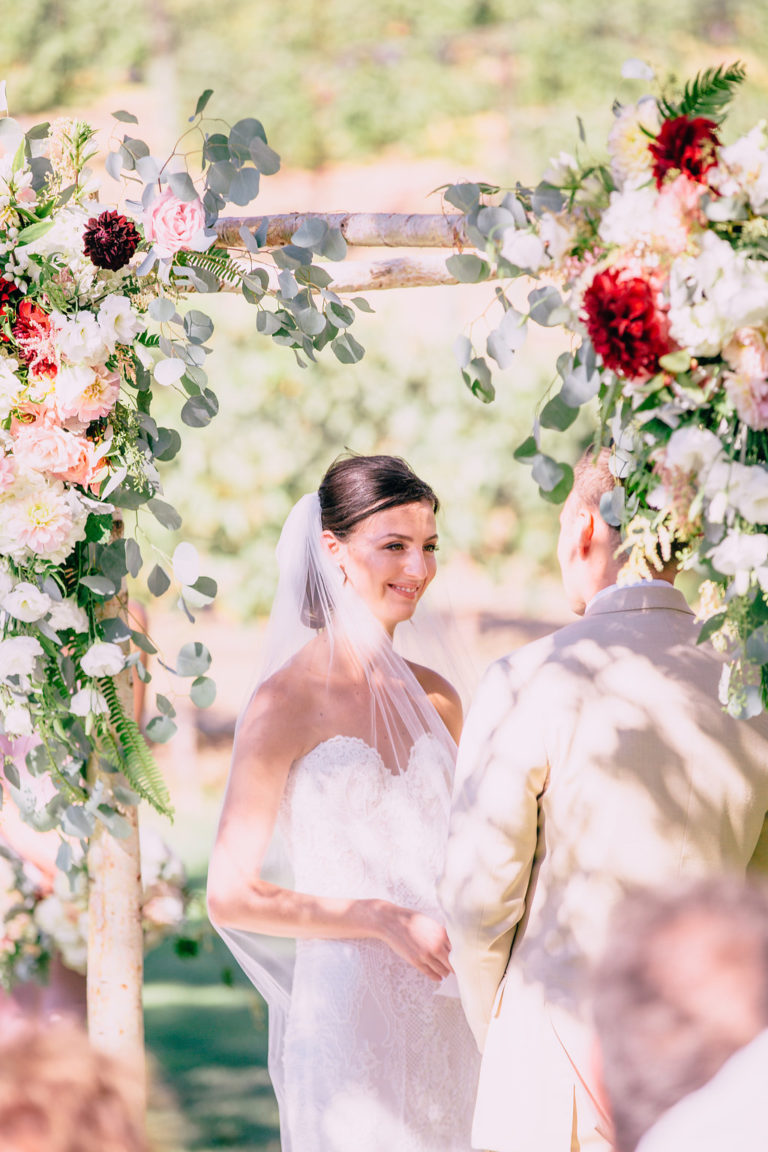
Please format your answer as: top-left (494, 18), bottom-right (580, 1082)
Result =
top-left (374, 903), bottom-right (453, 982)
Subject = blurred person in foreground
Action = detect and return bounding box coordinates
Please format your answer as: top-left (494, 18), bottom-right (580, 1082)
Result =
top-left (440, 446), bottom-right (768, 1152)
top-left (593, 876), bottom-right (768, 1152)
top-left (0, 1019), bottom-right (148, 1152)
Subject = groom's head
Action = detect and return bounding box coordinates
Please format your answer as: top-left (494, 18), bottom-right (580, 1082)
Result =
top-left (556, 447), bottom-right (624, 615)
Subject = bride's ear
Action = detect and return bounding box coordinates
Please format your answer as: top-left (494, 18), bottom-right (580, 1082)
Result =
top-left (322, 530), bottom-right (342, 558)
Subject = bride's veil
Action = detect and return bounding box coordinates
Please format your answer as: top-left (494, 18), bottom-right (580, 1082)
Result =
top-left (210, 487), bottom-right (460, 1146)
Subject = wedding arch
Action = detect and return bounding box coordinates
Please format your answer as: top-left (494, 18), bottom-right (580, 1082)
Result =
top-left (2, 60), bottom-right (767, 1106)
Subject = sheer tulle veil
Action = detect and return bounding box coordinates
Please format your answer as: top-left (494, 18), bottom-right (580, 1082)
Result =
top-left (211, 490), bottom-right (460, 1145)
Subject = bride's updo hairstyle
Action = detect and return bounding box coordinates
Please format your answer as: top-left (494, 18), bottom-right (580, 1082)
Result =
top-left (318, 454), bottom-right (439, 539)
top-left (301, 454), bottom-right (439, 628)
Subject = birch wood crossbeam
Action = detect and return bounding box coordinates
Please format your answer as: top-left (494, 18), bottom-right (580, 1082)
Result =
top-left (215, 212), bottom-right (469, 250)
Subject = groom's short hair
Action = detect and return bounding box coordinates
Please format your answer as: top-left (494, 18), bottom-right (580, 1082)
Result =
top-left (572, 445), bottom-right (617, 511)
top-left (592, 876), bottom-right (768, 1152)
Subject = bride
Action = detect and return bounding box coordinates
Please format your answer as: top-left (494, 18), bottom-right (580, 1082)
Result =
top-left (207, 454), bottom-right (479, 1152)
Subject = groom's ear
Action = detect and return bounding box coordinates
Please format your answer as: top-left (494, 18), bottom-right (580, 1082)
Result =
top-left (577, 509), bottom-right (595, 556)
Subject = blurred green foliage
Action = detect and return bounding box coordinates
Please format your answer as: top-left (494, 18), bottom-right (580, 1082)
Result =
top-left (4, 1), bottom-right (768, 175)
top-left (142, 290), bottom-right (587, 617)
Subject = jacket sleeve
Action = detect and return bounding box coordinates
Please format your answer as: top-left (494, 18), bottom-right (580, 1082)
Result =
top-left (438, 656), bottom-right (549, 1050)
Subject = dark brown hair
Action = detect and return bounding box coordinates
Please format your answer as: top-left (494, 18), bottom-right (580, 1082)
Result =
top-left (319, 454), bottom-right (439, 539)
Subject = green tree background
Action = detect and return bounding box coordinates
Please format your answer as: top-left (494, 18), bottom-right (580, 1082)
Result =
top-left (3, 8), bottom-right (768, 1149)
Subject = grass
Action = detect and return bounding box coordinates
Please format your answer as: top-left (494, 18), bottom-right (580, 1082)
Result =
top-left (144, 912), bottom-right (281, 1151)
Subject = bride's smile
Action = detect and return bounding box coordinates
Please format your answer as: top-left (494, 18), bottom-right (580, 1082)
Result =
top-left (323, 501), bottom-right (438, 635)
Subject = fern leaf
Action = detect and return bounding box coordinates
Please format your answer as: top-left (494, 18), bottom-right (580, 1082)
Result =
top-left (100, 678), bottom-right (173, 817)
top-left (178, 249), bottom-right (243, 287)
top-left (666, 62), bottom-right (746, 122)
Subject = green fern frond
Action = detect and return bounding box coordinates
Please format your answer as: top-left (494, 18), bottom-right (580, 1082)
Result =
top-left (660, 62), bottom-right (746, 123)
top-left (178, 249), bottom-right (243, 287)
top-left (100, 677), bottom-right (173, 817)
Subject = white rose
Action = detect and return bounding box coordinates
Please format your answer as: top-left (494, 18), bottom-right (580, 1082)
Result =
top-left (726, 462), bottom-right (768, 526)
top-left (3, 701), bottom-right (33, 737)
top-left (668, 234), bottom-right (768, 356)
top-left (0, 356), bottom-right (22, 421)
top-left (47, 597), bottom-right (89, 634)
top-left (599, 186), bottom-right (658, 249)
top-left (664, 426), bottom-right (724, 476)
top-left (2, 582), bottom-right (52, 623)
top-left (715, 123), bottom-right (768, 215)
top-left (80, 641), bottom-right (125, 678)
top-left (501, 229), bottom-right (547, 272)
top-left (709, 531), bottom-right (768, 596)
top-left (70, 686), bottom-right (109, 716)
top-left (0, 635), bottom-right (43, 682)
top-left (97, 295), bottom-right (145, 350)
top-left (51, 311), bottom-right (109, 367)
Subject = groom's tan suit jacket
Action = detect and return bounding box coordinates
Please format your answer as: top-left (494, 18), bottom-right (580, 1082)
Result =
top-left (440, 583), bottom-right (768, 1152)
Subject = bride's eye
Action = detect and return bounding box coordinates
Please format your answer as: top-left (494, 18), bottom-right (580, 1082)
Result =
top-left (385, 541), bottom-right (404, 550)
top-left (424, 543), bottom-right (439, 553)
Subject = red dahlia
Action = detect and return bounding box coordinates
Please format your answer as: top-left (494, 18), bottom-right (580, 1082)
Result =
top-left (82, 209), bottom-right (141, 271)
top-left (582, 266), bottom-right (671, 380)
top-left (649, 115), bottom-right (720, 189)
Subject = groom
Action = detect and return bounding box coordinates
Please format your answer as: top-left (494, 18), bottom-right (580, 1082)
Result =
top-left (440, 447), bottom-right (768, 1152)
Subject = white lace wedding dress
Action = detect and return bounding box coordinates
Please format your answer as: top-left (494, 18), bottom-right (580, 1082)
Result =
top-left (276, 731), bottom-right (480, 1152)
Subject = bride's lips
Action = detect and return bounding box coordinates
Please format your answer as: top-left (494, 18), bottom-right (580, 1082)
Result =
top-left (388, 582), bottom-right (422, 599)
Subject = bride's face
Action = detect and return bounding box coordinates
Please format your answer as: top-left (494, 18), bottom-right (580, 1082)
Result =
top-left (324, 500), bottom-right (438, 634)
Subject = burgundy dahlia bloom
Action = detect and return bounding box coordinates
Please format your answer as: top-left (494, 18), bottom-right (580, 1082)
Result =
top-left (649, 115), bottom-right (720, 189)
top-left (582, 266), bottom-right (671, 380)
top-left (82, 209), bottom-right (141, 271)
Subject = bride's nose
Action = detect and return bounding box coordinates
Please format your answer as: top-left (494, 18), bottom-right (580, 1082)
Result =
top-left (402, 546), bottom-right (428, 579)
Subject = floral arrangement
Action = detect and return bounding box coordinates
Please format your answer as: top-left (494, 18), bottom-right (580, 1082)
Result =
top-left (0, 825), bottom-right (191, 989)
top-left (447, 61), bottom-right (768, 717)
top-left (0, 92), bottom-right (366, 843)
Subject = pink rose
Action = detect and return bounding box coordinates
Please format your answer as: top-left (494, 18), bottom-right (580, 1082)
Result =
top-left (143, 189), bottom-right (210, 258)
top-left (54, 364), bottom-right (120, 425)
top-left (12, 422), bottom-right (97, 487)
top-left (724, 371), bottom-right (768, 430)
top-left (723, 328), bottom-right (768, 379)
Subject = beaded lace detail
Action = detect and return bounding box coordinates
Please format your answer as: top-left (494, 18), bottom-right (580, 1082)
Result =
top-left (277, 734), bottom-right (479, 1151)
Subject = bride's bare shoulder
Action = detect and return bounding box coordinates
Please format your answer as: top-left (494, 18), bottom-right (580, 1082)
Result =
top-left (236, 652), bottom-right (317, 755)
top-left (406, 660), bottom-right (463, 743)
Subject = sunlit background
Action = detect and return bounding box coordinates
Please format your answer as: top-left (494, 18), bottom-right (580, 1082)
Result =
top-left (4, 4), bottom-right (768, 1147)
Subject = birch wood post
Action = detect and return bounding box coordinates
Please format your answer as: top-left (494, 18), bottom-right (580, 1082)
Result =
top-left (86, 585), bottom-right (146, 1104)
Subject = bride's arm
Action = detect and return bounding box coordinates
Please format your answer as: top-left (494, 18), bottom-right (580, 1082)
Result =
top-left (206, 680), bottom-right (452, 982)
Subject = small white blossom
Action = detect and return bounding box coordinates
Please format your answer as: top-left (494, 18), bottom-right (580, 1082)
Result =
top-left (2, 582), bottom-right (52, 623)
top-left (47, 597), bottom-right (89, 634)
top-left (80, 641), bottom-right (125, 678)
top-left (0, 636), bottom-right (43, 683)
top-left (70, 686), bottom-right (109, 716)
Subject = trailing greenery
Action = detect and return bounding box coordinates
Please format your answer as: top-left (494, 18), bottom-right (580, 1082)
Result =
top-left (659, 60), bottom-right (747, 122)
top-left (99, 677), bottom-right (173, 816)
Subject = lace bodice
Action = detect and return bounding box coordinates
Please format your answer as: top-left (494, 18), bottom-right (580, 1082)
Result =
top-left (279, 732), bottom-right (454, 913)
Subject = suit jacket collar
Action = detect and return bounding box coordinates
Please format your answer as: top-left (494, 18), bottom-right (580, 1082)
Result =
top-left (584, 582), bottom-right (694, 618)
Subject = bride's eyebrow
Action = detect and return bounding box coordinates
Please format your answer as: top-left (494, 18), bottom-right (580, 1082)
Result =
top-left (374, 532), bottom-right (439, 543)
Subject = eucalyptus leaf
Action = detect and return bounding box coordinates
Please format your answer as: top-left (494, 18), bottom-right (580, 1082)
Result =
top-left (183, 309), bottom-right (215, 345)
top-left (539, 463), bottom-right (575, 504)
top-left (190, 576), bottom-right (218, 600)
top-left (560, 362), bottom-right (601, 406)
top-left (79, 574), bottom-right (118, 598)
top-left (295, 265), bottom-right (334, 289)
top-left (3, 760), bottom-right (20, 789)
top-left (148, 565), bottom-right (171, 597)
top-left (532, 181), bottom-right (566, 215)
top-left (352, 297), bottom-right (374, 313)
top-left (453, 335), bottom-right (472, 369)
top-left (443, 183), bottom-right (481, 212)
top-left (462, 357), bottom-right (495, 403)
top-left (105, 151), bottom-right (123, 180)
top-left (190, 676), bottom-right (217, 709)
top-left (206, 160), bottom-right (236, 196)
top-left (181, 391), bottom-right (219, 427)
top-left (130, 630), bottom-right (158, 655)
top-left (193, 89), bottom-right (214, 118)
top-left (321, 228), bottom-right (347, 261)
top-left (528, 285), bottom-right (564, 327)
top-left (229, 117), bottom-right (267, 160)
top-left (292, 218), bottom-right (329, 248)
top-left (487, 330), bottom-right (517, 369)
top-left (229, 167), bottom-right (261, 206)
top-left (147, 498), bottom-right (183, 531)
top-left (112, 109), bottom-right (139, 124)
top-left (203, 133), bottom-right (230, 165)
top-left (272, 245), bottom-right (312, 270)
top-left (531, 454), bottom-right (565, 492)
top-left (540, 394), bottom-right (579, 431)
top-left (331, 334), bottom-right (365, 364)
top-left (297, 308), bottom-right (326, 336)
top-left (249, 137), bottom-right (281, 175)
top-left (177, 641), bottom-right (212, 677)
top-left (101, 616), bottom-right (132, 644)
top-left (445, 253), bottom-right (490, 284)
top-left (62, 806), bottom-right (94, 838)
top-left (149, 297), bottom-right (177, 322)
top-left (156, 693), bottom-right (177, 718)
top-left (146, 715), bottom-right (178, 744)
top-left (599, 487), bottom-right (625, 528)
